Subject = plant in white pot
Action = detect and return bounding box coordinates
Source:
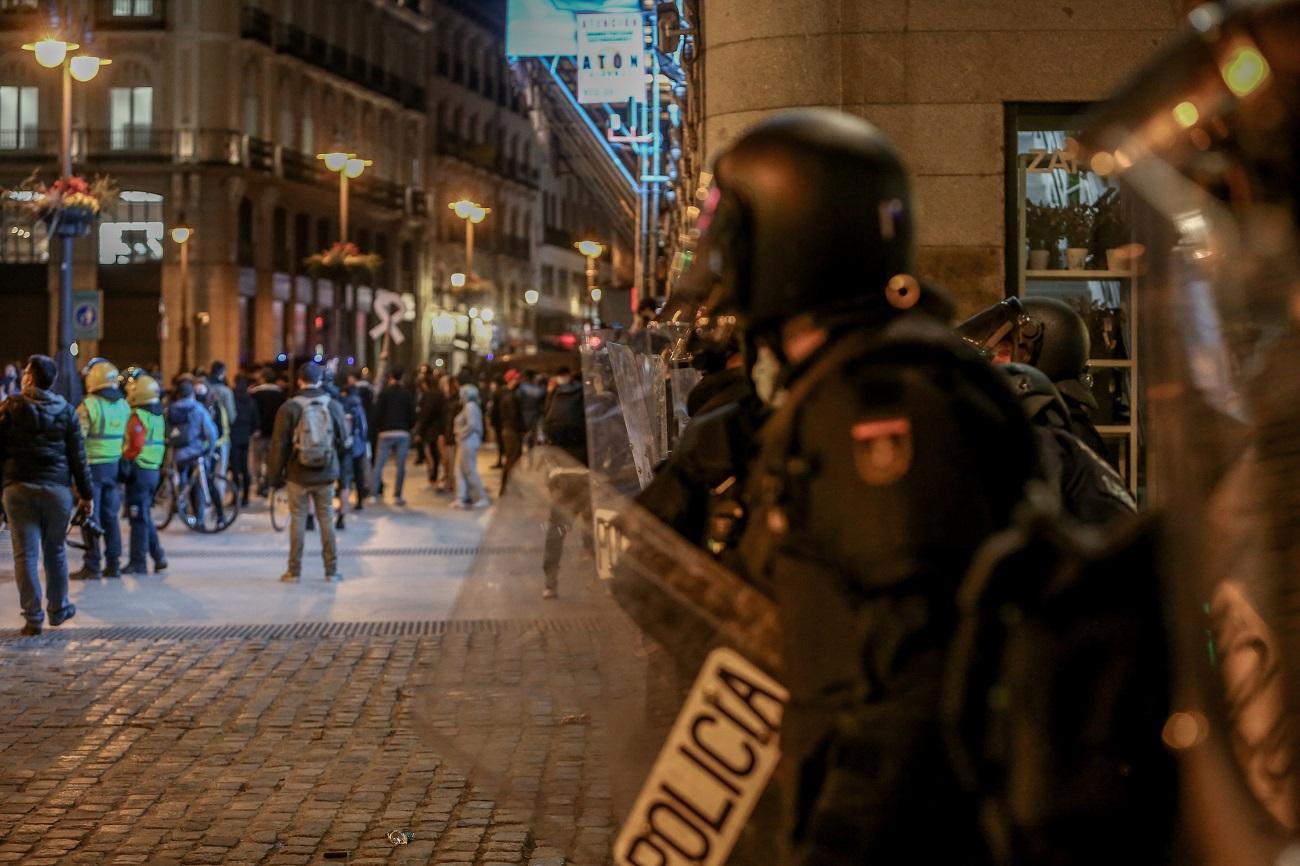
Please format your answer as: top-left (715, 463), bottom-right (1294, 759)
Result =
top-left (1093, 189), bottom-right (1131, 272)
top-left (1060, 202), bottom-right (1095, 270)
top-left (1025, 203), bottom-right (1059, 270)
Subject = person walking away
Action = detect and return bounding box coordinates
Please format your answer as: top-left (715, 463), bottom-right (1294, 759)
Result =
top-left (121, 374), bottom-right (168, 576)
top-left (72, 359), bottom-right (129, 580)
top-left (167, 378), bottom-right (220, 524)
top-left (487, 380), bottom-right (505, 468)
top-left (452, 384), bottom-right (489, 509)
top-left (497, 370), bottom-right (525, 496)
top-left (518, 370), bottom-right (545, 453)
top-left (415, 375), bottom-right (444, 485)
top-left (249, 366), bottom-right (285, 496)
top-left (0, 355), bottom-right (94, 634)
top-left (228, 375), bottom-right (260, 506)
top-left (266, 362), bottom-right (348, 582)
top-left (340, 383), bottom-right (370, 510)
top-left (540, 366), bottom-right (589, 599)
top-left (207, 361), bottom-right (237, 477)
top-left (370, 370), bottom-right (416, 505)
top-left (437, 376), bottom-right (461, 493)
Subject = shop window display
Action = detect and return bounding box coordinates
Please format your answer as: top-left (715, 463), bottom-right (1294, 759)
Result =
top-left (1008, 103), bottom-right (1141, 494)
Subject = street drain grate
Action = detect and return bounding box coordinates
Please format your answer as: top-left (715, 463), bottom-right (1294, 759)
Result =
top-left (0, 617), bottom-right (615, 643)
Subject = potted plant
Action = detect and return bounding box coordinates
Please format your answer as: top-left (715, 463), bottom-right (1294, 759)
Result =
top-left (1060, 202), bottom-right (1095, 270)
top-left (1092, 188), bottom-right (1131, 271)
top-left (305, 241), bottom-right (383, 279)
top-left (1024, 202), bottom-right (1059, 270)
top-left (8, 173), bottom-right (117, 238)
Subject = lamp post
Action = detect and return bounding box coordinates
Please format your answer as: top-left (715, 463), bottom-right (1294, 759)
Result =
top-left (524, 289), bottom-right (539, 350)
top-left (317, 151), bottom-right (371, 358)
top-left (23, 37), bottom-right (109, 403)
top-left (317, 151), bottom-right (370, 243)
top-left (575, 240), bottom-right (605, 327)
top-left (171, 219), bottom-right (193, 373)
top-left (448, 199), bottom-right (489, 282)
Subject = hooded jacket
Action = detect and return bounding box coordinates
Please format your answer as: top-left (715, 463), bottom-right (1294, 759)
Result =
top-left (0, 387), bottom-right (93, 497)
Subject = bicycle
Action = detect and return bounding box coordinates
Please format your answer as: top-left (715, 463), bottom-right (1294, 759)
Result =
top-left (153, 452), bottom-right (240, 533)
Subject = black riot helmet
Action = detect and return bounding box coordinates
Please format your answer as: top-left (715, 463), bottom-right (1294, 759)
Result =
top-left (1000, 362), bottom-right (1071, 428)
top-left (955, 296), bottom-right (1044, 363)
top-left (1020, 297), bottom-right (1095, 409)
top-left (692, 109), bottom-right (917, 335)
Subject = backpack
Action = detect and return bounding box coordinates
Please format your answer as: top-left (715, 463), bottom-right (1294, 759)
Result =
top-left (346, 401), bottom-right (368, 458)
top-left (292, 395), bottom-right (334, 469)
top-left (167, 401), bottom-right (195, 450)
top-left (543, 385), bottom-right (585, 450)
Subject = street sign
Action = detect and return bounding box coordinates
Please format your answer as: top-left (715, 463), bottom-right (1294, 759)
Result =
top-left (368, 289), bottom-right (406, 346)
top-left (614, 647), bottom-right (787, 866)
top-left (576, 11), bottom-right (645, 104)
top-left (73, 291), bottom-right (102, 341)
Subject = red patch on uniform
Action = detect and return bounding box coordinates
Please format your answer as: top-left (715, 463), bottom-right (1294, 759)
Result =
top-left (851, 416), bottom-right (912, 486)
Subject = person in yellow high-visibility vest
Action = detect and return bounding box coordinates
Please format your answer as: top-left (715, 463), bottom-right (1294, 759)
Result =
top-left (121, 374), bottom-right (167, 576)
top-left (72, 359), bottom-right (130, 580)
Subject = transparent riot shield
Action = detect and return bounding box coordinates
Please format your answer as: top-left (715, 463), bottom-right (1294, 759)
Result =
top-left (410, 435), bottom-right (783, 866)
top-left (1078, 6), bottom-right (1300, 862)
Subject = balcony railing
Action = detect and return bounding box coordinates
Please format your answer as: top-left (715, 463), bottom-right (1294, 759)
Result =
top-left (0, 128), bottom-right (426, 218)
top-left (95, 0), bottom-right (166, 27)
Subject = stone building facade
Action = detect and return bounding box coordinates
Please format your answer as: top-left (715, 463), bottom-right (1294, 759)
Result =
top-left (696, 0), bottom-right (1184, 316)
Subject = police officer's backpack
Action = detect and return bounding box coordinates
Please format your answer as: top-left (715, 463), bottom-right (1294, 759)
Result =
top-left (942, 496), bottom-right (1177, 866)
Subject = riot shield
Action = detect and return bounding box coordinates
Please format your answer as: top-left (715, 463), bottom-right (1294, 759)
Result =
top-left (411, 425), bottom-right (781, 866)
top-left (1078, 5), bottom-right (1300, 862)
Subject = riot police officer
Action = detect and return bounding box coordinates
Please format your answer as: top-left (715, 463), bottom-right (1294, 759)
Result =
top-left (692, 108), bottom-right (1037, 864)
top-left (957, 295), bottom-right (1110, 459)
top-left (72, 358), bottom-right (129, 580)
top-left (121, 374), bottom-right (167, 576)
top-left (1000, 362), bottom-right (1134, 526)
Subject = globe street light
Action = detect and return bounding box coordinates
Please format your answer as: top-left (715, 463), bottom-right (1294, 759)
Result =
top-left (317, 151), bottom-right (370, 242)
top-left (575, 240), bottom-right (605, 326)
top-left (448, 199), bottom-right (489, 281)
top-left (23, 36), bottom-right (110, 403)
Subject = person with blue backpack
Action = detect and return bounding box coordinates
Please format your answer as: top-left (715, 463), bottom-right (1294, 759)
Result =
top-left (339, 381), bottom-right (370, 515)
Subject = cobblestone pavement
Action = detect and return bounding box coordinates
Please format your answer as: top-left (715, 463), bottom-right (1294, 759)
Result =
top-left (0, 455), bottom-right (662, 865)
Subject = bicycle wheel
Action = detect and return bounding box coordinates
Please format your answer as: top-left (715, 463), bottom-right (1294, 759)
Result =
top-left (269, 486), bottom-right (288, 532)
top-left (152, 473), bottom-right (175, 531)
top-left (178, 465), bottom-right (240, 534)
top-left (221, 470), bottom-right (241, 512)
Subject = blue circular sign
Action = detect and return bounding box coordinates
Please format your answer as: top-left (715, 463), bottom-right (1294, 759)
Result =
top-left (74, 303), bottom-right (97, 328)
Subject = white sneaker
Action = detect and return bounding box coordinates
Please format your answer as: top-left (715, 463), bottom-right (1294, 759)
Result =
top-left (542, 588), bottom-right (557, 600)
top-left (472, 498), bottom-right (492, 509)
top-left (450, 500), bottom-right (471, 509)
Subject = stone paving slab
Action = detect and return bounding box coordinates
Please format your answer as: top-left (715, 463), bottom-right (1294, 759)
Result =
top-left (0, 623), bottom-right (653, 865)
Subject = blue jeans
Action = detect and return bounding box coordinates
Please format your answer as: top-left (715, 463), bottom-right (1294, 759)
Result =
top-left (125, 465), bottom-right (162, 569)
top-left (372, 431), bottom-right (411, 498)
top-left (3, 483), bottom-right (73, 625)
top-left (84, 461), bottom-right (122, 572)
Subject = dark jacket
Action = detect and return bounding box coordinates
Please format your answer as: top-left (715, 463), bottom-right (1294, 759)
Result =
top-left (249, 383), bottom-right (285, 438)
top-left (518, 381), bottom-right (545, 430)
top-left (0, 388), bottom-right (93, 498)
top-left (415, 387), bottom-right (444, 441)
top-left (497, 385), bottom-right (524, 433)
top-left (230, 393), bottom-right (260, 447)
top-left (265, 387), bottom-right (349, 487)
top-left (374, 384), bottom-right (417, 433)
top-left (542, 381), bottom-right (587, 465)
top-left (441, 395), bottom-right (462, 441)
top-left (686, 367), bottom-right (752, 418)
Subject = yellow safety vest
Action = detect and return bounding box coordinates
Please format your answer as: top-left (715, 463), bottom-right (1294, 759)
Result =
top-left (83, 394), bottom-right (130, 464)
top-left (133, 408), bottom-right (166, 470)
